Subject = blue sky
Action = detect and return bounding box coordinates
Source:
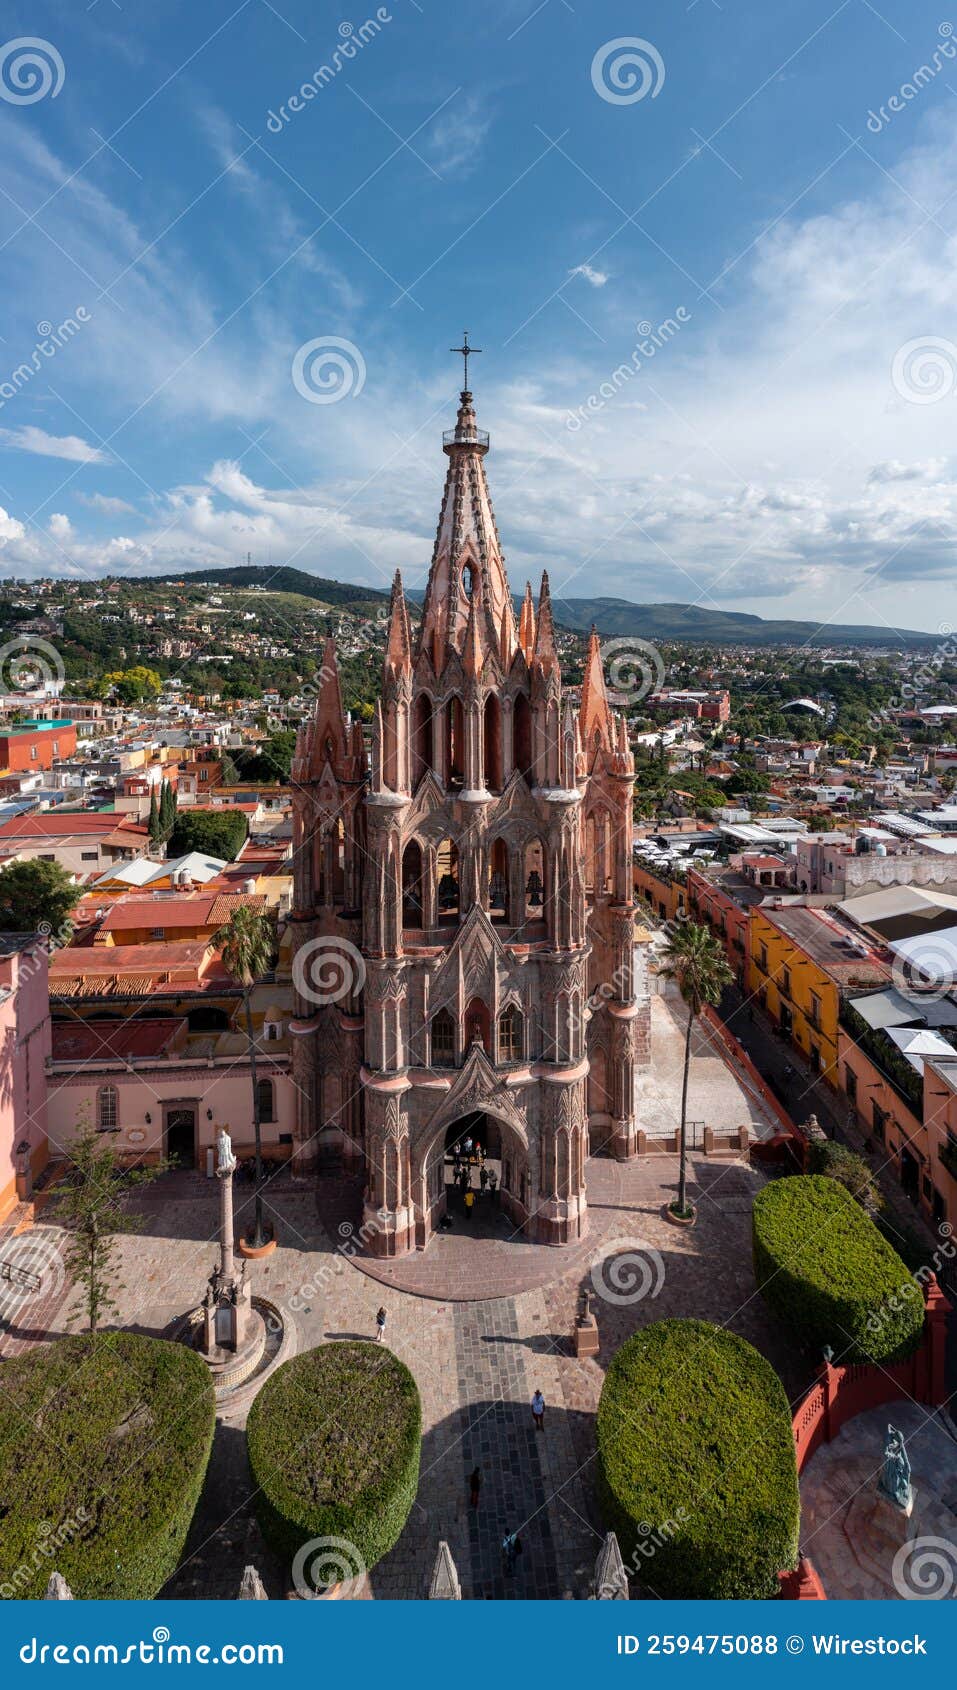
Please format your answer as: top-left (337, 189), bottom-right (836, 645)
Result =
top-left (0, 0), bottom-right (956, 632)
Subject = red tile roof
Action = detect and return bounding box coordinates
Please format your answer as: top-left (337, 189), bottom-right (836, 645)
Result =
top-left (98, 891), bottom-right (267, 933)
top-left (0, 812), bottom-right (143, 838)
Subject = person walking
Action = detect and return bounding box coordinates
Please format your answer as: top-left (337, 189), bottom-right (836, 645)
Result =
top-left (469, 1466), bottom-right (481, 1508)
top-left (464, 1188), bottom-right (475, 1221)
top-left (531, 1389), bottom-right (545, 1430)
top-left (375, 1306), bottom-right (387, 1343)
top-left (480, 1165), bottom-right (489, 1192)
top-left (502, 1530), bottom-right (522, 1577)
top-left (488, 1170), bottom-right (498, 1201)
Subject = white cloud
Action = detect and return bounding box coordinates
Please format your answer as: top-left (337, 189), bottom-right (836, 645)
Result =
top-left (76, 492), bottom-right (136, 514)
top-left (867, 458), bottom-right (948, 483)
top-left (568, 264), bottom-right (609, 288)
top-left (0, 426), bottom-right (107, 464)
top-left (425, 95), bottom-right (491, 176)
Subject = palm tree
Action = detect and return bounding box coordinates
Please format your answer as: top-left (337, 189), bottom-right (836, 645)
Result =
top-left (660, 920), bottom-right (733, 1218)
top-left (214, 904), bottom-right (277, 1248)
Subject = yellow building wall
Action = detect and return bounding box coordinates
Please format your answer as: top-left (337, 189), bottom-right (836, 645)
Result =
top-left (747, 910), bottom-right (840, 1085)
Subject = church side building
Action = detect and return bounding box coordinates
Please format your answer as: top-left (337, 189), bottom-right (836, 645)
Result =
top-left (289, 385), bottom-right (648, 1256)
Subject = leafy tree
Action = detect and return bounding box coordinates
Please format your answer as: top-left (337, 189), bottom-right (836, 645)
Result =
top-left (214, 905), bottom-right (277, 1249)
top-left (660, 921), bottom-right (733, 1217)
top-left (220, 753), bottom-right (240, 786)
top-left (236, 730), bottom-right (297, 783)
top-left (0, 858), bottom-right (81, 937)
top-left (103, 666), bottom-right (162, 705)
top-left (50, 1120), bottom-right (165, 1333)
top-left (168, 808), bottom-right (247, 862)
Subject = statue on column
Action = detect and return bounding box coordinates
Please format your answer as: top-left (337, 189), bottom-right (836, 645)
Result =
top-left (216, 1127), bottom-right (237, 1177)
top-left (877, 1423), bottom-right (913, 1513)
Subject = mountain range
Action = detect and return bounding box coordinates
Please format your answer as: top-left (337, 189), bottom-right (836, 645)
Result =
top-left (149, 567), bottom-right (935, 647)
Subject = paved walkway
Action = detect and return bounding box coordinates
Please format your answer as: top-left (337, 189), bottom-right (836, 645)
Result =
top-left (799, 1403), bottom-right (957, 1599)
top-left (639, 989), bottom-right (779, 1142)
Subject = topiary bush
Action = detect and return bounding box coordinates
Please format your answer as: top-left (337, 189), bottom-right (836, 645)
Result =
top-left (753, 1174), bottom-right (923, 1364)
top-left (596, 1319), bottom-right (799, 1598)
top-left (0, 1332), bottom-right (215, 1598)
top-left (246, 1341), bottom-right (421, 1585)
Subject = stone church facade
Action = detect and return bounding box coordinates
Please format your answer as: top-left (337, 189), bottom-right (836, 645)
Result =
top-left (289, 386), bottom-right (649, 1256)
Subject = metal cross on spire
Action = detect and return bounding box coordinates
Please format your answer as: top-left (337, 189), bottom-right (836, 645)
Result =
top-left (450, 330), bottom-right (482, 393)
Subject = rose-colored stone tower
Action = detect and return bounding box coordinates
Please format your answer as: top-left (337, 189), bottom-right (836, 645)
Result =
top-left (290, 385), bottom-right (647, 1255)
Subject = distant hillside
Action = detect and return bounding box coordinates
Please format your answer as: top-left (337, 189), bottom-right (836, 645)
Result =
top-left (541, 596), bottom-right (935, 648)
top-left (148, 564), bottom-right (392, 613)
top-left (149, 567), bottom-right (934, 647)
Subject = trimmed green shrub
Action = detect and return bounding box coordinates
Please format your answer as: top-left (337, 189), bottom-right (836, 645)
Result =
top-left (0, 1333), bottom-right (215, 1598)
top-left (596, 1319), bottom-right (799, 1598)
top-left (247, 1341), bottom-right (421, 1583)
top-left (753, 1174), bottom-right (923, 1364)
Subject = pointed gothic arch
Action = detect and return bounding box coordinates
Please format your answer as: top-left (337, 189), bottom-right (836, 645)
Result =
top-left (401, 839), bottom-right (423, 929)
top-left (483, 692), bottom-right (502, 790)
top-left (412, 693), bottom-right (435, 784)
top-left (436, 836), bottom-right (459, 921)
top-left (513, 691), bottom-right (532, 781)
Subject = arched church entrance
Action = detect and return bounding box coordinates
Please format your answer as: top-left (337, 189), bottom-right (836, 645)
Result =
top-left (420, 1109), bottom-right (529, 1245)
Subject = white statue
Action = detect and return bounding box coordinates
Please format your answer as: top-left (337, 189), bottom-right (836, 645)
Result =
top-left (216, 1127), bottom-right (237, 1177)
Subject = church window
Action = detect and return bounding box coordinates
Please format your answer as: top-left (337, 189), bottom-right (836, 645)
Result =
top-left (256, 1078), bottom-right (276, 1122)
top-left (402, 840), bottom-right (423, 929)
top-left (437, 837), bottom-right (459, 920)
top-left (498, 1005), bottom-right (523, 1063)
top-left (431, 1009), bottom-right (455, 1066)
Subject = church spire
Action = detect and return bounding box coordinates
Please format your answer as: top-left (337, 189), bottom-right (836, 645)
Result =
top-left (518, 581), bottom-right (536, 661)
top-left (385, 569), bottom-right (412, 676)
top-left (416, 380), bottom-right (517, 672)
top-left (532, 570), bottom-right (559, 676)
top-left (579, 626), bottom-right (614, 751)
top-left (293, 633), bottom-right (350, 780)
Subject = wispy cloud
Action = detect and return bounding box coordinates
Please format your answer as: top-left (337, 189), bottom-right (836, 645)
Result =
top-left (568, 263), bottom-right (608, 288)
top-left (0, 426), bottom-right (108, 464)
top-left (425, 94), bottom-right (491, 176)
top-left (76, 491), bottom-right (136, 514)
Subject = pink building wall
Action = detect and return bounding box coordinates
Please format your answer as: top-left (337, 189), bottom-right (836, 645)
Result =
top-left (46, 1061), bottom-right (297, 1170)
top-left (0, 939), bottom-right (51, 1223)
